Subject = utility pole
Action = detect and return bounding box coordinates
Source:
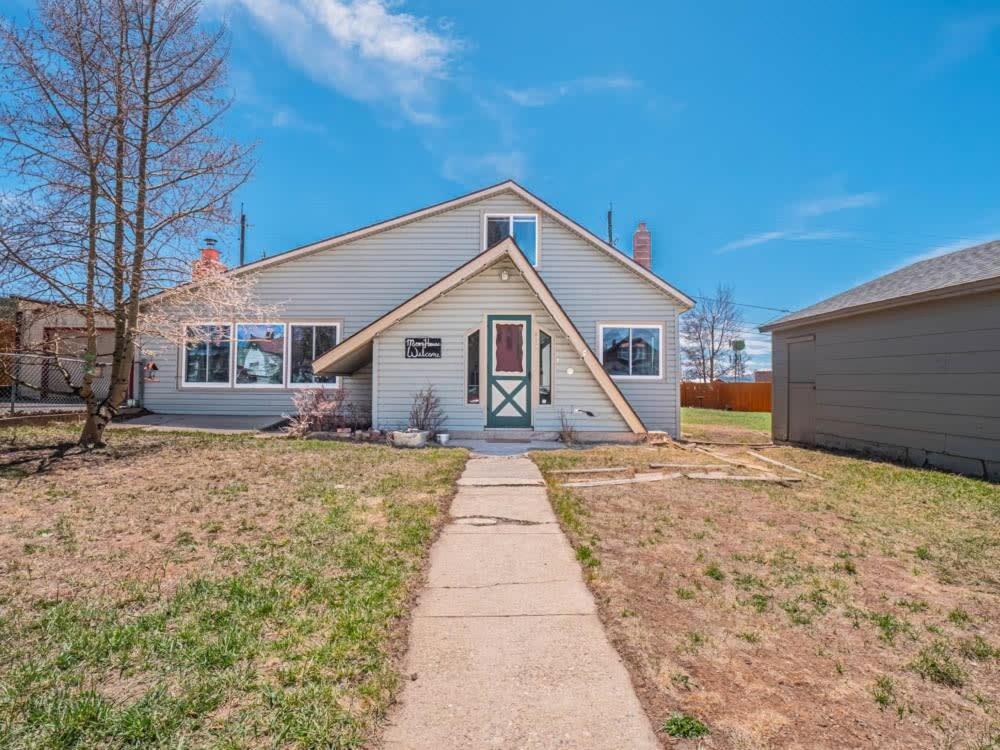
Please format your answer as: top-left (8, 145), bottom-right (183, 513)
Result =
top-left (607, 202), bottom-right (614, 246)
top-left (239, 203), bottom-right (247, 266)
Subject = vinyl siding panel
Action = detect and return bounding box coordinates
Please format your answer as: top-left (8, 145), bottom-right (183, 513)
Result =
top-left (375, 258), bottom-right (628, 433)
top-left (771, 290), bottom-right (1000, 475)
top-left (537, 213), bottom-right (684, 434)
top-left (143, 189), bottom-right (684, 434)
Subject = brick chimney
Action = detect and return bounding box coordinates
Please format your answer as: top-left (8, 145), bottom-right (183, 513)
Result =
top-left (632, 222), bottom-right (651, 269)
top-left (192, 239), bottom-right (226, 280)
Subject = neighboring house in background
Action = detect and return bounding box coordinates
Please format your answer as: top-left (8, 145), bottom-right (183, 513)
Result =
top-left (0, 296), bottom-right (119, 401)
top-left (1, 296), bottom-right (117, 357)
top-left (142, 181), bottom-right (694, 440)
top-left (754, 370), bottom-right (772, 383)
top-left (761, 240), bottom-right (1000, 480)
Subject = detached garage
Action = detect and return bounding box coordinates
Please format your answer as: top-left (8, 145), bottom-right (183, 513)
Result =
top-left (761, 240), bottom-right (1000, 481)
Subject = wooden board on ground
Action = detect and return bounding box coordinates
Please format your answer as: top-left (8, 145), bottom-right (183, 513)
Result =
top-left (746, 450), bottom-right (824, 480)
top-left (649, 463), bottom-right (730, 470)
top-left (549, 466), bottom-right (631, 475)
top-left (561, 472), bottom-right (682, 488)
top-left (685, 472), bottom-right (802, 483)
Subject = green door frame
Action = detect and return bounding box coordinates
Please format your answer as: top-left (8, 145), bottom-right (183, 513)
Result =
top-left (486, 314), bottom-right (532, 429)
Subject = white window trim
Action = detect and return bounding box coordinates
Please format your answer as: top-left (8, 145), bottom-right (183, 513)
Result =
top-left (464, 326), bottom-right (481, 405)
top-left (234, 321), bottom-right (287, 389)
top-left (538, 328), bottom-right (553, 406)
top-left (286, 322), bottom-right (341, 388)
top-left (181, 322), bottom-right (233, 388)
top-left (597, 323), bottom-right (664, 381)
top-left (482, 213), bottom-right (540, 266)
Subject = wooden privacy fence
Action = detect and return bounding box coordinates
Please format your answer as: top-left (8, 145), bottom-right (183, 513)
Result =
top-left (681, 381), bottom-right (772, 412)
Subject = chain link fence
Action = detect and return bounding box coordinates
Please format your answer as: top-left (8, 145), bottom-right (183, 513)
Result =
top-left (0, 352), bottom-right (112, 415)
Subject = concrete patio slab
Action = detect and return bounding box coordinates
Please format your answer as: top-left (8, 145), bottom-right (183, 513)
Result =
top-left (110, 413), bottom-right (283, 433)
top-left (382, 454), bottom-right (659, 750)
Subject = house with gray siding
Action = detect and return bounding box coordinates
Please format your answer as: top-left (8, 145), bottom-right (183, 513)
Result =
top-left (761, 240), bottom-right (1000, 480)
top-left (142, 181), bottom-right (693, 440)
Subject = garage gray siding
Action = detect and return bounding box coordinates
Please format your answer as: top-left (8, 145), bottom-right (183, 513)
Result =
top-left (771, 290), bottom-right (1000, 477)
top-left (143, 189), bottom-right (685, 435)
top-left (374, 257), bottom-right (628, 433)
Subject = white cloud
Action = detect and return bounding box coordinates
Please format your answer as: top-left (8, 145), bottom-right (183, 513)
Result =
top-left (440, 150), bottom-right (527, 184)
top-left (270, 108), bottom-right (326, 133)
top-left (716, 229), bottom-right (851, 254)
top-left (925, 12), bottom-right (1000, 74)
top-left (794, 192), bottom-right (881, 218)
top-left (505, 74), bottom-right (640, 107)
top-left (220, 0), bottom-right (460, 124)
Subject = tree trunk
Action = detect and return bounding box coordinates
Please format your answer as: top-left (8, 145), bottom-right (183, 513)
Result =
top-left (79, 404), bottom-right (112, 447)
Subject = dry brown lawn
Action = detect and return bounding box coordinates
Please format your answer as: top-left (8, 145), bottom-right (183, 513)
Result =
top-left (533, 437), bottom-right (999, 749)
top-left (0, 425), bottom-right (467, 748)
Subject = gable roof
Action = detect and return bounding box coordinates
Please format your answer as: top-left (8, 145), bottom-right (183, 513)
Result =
top-left (760, 239), bottom-right (1000, 332)
top-left (312, 237), bottom-right (647, 434)
top-left (147, 180), bottom-right (694, 309)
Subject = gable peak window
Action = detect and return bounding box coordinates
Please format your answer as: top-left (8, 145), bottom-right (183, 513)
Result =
top-left (484, 214), bottom-right (537, 265)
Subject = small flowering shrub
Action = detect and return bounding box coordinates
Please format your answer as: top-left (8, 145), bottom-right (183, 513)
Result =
top-left (286, 387), bottom-right (347, 436)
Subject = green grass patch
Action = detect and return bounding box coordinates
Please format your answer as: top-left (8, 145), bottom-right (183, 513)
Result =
top-left (681, 407), bottom-right (771, 433)
top-left (872, 675), bottom-right (896, 710)
top-left (910, 642), bottom-right (966, 688)
top-left (662, 713), bottom-right (710, 738)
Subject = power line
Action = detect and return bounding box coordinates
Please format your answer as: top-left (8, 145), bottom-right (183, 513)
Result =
top-left (692, 295), bottom-right (791, 314)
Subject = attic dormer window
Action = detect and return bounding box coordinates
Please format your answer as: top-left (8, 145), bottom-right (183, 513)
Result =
top-left (484, 214), bottom-right (538, 265)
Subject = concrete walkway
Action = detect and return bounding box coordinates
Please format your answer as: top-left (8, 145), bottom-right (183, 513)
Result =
top-left (383, 454), bottom-right (660, 749)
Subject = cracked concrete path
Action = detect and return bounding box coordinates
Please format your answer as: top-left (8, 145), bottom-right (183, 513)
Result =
top-left (382, 455), bottom-right (660, 749)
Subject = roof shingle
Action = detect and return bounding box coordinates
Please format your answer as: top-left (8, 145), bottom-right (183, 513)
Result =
top-left (761, 239), bottom-right (1000, 330)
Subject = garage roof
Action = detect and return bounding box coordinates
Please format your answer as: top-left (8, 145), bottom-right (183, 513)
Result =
top-left (761, 239), bottom-right (1000, 332)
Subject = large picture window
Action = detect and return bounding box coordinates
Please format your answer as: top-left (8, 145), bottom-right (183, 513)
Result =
top-left (235, 323), bottom-right (285, 386)
top-left (289, 323), bottom-right (339, 386)
top-left (183, 324), bottom-right (232, 386)
top-left (599, 324), bottom-right (662, 379)
top-left (539, 330), bottom-right (552, 405)
top-left (484, 214), bottom-right (538, 265)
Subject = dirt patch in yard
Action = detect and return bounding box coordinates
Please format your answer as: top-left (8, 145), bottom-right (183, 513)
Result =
top-left (534, 442), bottom-right (999, 749)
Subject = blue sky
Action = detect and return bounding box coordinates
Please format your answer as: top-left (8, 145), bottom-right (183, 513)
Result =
top-left (5, 0), bottom-right (1000, 369)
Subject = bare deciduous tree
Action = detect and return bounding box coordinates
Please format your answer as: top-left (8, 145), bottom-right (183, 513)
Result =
top-left (0, 0), bottom-right (256, 446)
top-left (680, 284), bottom-right (744, 382)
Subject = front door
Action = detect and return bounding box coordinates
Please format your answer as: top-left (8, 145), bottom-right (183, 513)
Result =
top-left (486, 314), bottom-right (532, 428)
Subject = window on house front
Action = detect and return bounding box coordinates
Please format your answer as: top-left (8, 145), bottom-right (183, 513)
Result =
top-left (289, 324), bottom-right (339, 386)
top-left (599, 325), bottom-right (662, 379)
top-left (484, 214), bottom-right (537, 265)
top-left (235, 323), bottom-right (285, 386)
top-left (466, 330), bottom-right (480, 403)
top-left (183, 324), bottom-right (231, 386)
top-left (539, 330), bottom-right (552, 405)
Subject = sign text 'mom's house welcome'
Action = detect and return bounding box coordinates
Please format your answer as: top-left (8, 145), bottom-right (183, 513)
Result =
top-left (404, 337), bottom-right (442, 359)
